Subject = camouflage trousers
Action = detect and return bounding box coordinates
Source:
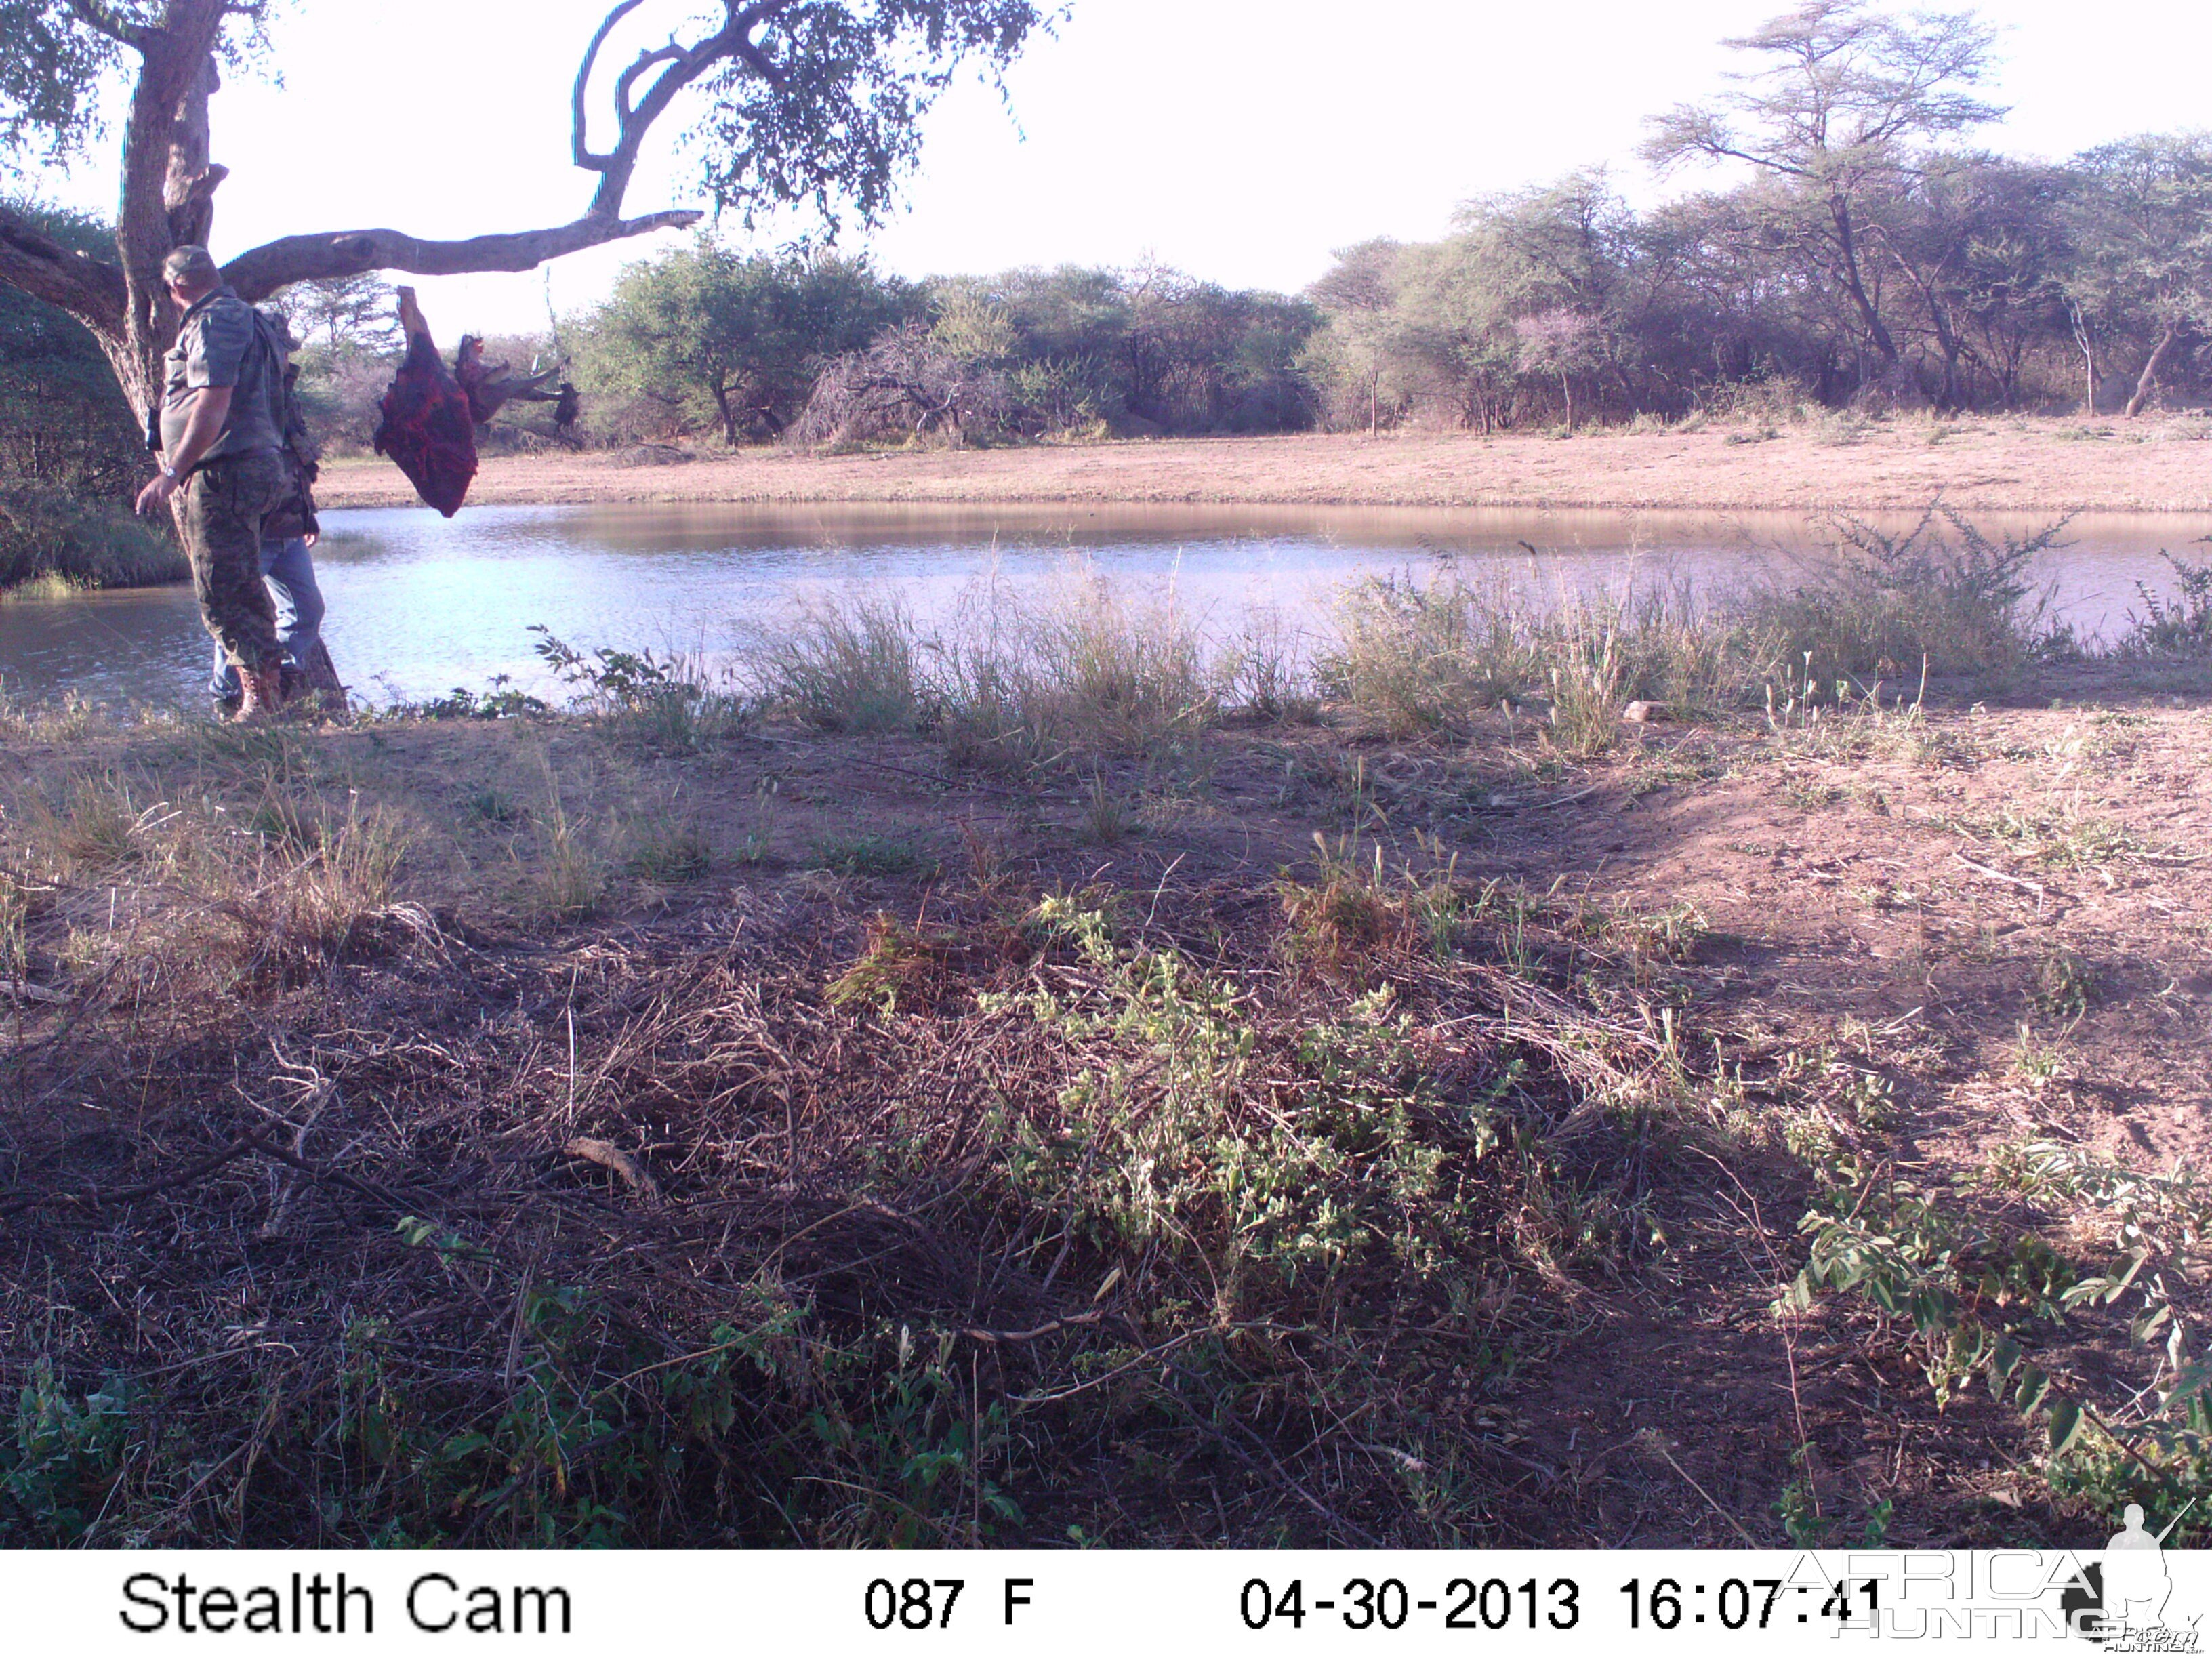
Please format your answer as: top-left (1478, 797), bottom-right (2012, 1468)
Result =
top-left (181, 449), bottom-right (285, 673)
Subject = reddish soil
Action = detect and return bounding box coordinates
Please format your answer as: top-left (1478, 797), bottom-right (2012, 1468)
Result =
top-left (348, 674), bottom-right (2212, 1542)
top-left (6, 665), bottom-right (2208, 1544)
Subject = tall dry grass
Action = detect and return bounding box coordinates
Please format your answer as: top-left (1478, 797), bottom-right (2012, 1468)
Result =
top-left (1317, 565), bottom-right (1784, 750)
top-left (634, 505), bottom-right (2102, 768)
top-left (743, 594), bottom-right (930, 735)
top-left (6, 741), bottom-right (413, 996)
top-left (743, 562), bottom-right (1218, 768)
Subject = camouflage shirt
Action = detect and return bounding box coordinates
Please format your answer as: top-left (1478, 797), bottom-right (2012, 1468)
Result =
top-left (159, 285), bottom-right (285, 466)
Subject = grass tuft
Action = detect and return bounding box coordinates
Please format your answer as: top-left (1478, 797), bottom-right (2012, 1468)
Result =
top-left (746, 596), bottom-right (930, 735)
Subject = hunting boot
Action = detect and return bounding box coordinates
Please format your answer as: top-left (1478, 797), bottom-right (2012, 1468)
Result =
top-left (233, 663), bottom-right (284, 723)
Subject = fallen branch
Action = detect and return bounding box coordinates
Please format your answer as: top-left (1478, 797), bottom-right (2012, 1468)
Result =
top-left (1954, 853), bottom-right (2047, 912)
top-left (960, 1309), bottom-right (1107, 1345)
top-left (0, 1134), bottom-right (260, 1219)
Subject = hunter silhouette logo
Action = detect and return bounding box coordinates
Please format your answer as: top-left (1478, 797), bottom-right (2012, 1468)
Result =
top-left (2059, 1500), bottom-right (2200, 1646)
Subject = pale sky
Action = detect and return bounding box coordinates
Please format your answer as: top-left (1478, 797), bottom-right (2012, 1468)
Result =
top-left (28, 0), bottom-right (2212, 335)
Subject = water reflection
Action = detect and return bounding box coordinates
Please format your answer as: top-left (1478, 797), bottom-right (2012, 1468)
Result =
top-left (1, 501), bottom-right (2203, 708)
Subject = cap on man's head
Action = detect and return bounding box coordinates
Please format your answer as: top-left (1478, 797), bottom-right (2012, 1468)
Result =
top-left (161, 245), bottom-right (220, 287)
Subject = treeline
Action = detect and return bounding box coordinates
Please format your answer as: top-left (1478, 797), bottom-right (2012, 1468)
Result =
top-left (18, 3), bottom-right (2212, 470)
top-left (1313, 4), bottom-right (2212, 428)
top-left (556, 1), bottom-right (2212, 442)
top-left (1309, 142), bottom-right (2212, 432)
top-left (565, 251), bottom-right (1319, 448)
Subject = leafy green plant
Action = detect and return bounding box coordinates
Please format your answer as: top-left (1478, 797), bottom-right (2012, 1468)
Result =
top-left (2119, 552), bottom-right (2212, 658)
top-left (811, 834), bottom-right (926, 877)
top-left (2034, 948), bottom-right (2093, 1017)
top-left (530, 627), bottom-right (741, 752)
top-left (1790, 1159), bottom-right (2212, 1515)
top-left (985, 906), bottom-right (1499, 1292)
top-left (421, 677), bottom-right (550, 720)
top-left (1748, 509), bottom-right (2067, 684)
top-left (0, 1359), bottom-right (135, 1543)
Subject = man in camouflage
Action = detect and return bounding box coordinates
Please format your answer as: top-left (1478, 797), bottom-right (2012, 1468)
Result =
top-left (135, 244), bottom-right (290, 719)
top-left (209, 325), bottom-right (346, 717)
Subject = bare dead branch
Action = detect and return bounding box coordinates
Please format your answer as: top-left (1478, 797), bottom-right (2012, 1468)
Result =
top-left (571, 0), bottom-right (649, 170)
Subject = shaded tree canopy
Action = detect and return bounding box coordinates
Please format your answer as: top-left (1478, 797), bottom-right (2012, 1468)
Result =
top-left (0, 199), bottom-right (143, 496)
top-left (0, 0), bottom-right (1054, 427)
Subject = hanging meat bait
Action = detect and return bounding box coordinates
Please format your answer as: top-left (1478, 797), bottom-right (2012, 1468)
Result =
top-left (373, 287), bottom-right (478, 517)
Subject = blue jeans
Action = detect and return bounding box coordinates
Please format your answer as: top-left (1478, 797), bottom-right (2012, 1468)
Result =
top-left (209, 536), bottom-right (325, 699)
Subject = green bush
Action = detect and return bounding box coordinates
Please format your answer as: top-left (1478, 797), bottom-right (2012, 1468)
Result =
top-left (0, 483), bottom-right (186, 592)
top-left (1747, 510), bottom-right (2064, 685)
top-left (2118, 552), bottom-right (2212, 658)
top-left (0, 202), bottom-right (148, 504)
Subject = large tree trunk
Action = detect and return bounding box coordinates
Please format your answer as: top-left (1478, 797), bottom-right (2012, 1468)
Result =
top-left (2125, 323), bottom-right (2184, 419)
top-left (1830, 198), bottom-right (1901, 370)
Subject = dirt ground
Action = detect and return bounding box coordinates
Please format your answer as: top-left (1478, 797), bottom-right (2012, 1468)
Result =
top-left (321, 417), bottom-right (2212, 514)
top-left (699, 682), bottom-right (2212, 1543)
top-left (5, 665), bottom-right (2207, 1545)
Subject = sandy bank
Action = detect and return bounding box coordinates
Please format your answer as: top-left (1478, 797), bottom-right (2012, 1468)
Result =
top-left (316, 417), bottom-right (2212, 515)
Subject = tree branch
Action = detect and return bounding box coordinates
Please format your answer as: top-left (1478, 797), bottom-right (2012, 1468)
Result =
top-left (572, 0), bottom-right (648, 170)
top-left (568, 0), bottom-right (799, 218)
top-left (615, 43), bottom-right (687, 123)
top-left (0, 201), bottom-right (129, 333)
top-left (60, 0), bottom-right (148, 50)
top-left (219, 208), bottom-right (705, 304)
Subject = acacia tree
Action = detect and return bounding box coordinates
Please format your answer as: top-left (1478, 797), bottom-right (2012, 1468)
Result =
top-left (2063, 135), bottom-right (2212, 419)
top-left (1643, 0), bottom-right (2000, 383)
top-left (0, 0), bottom-right (1050, 431)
